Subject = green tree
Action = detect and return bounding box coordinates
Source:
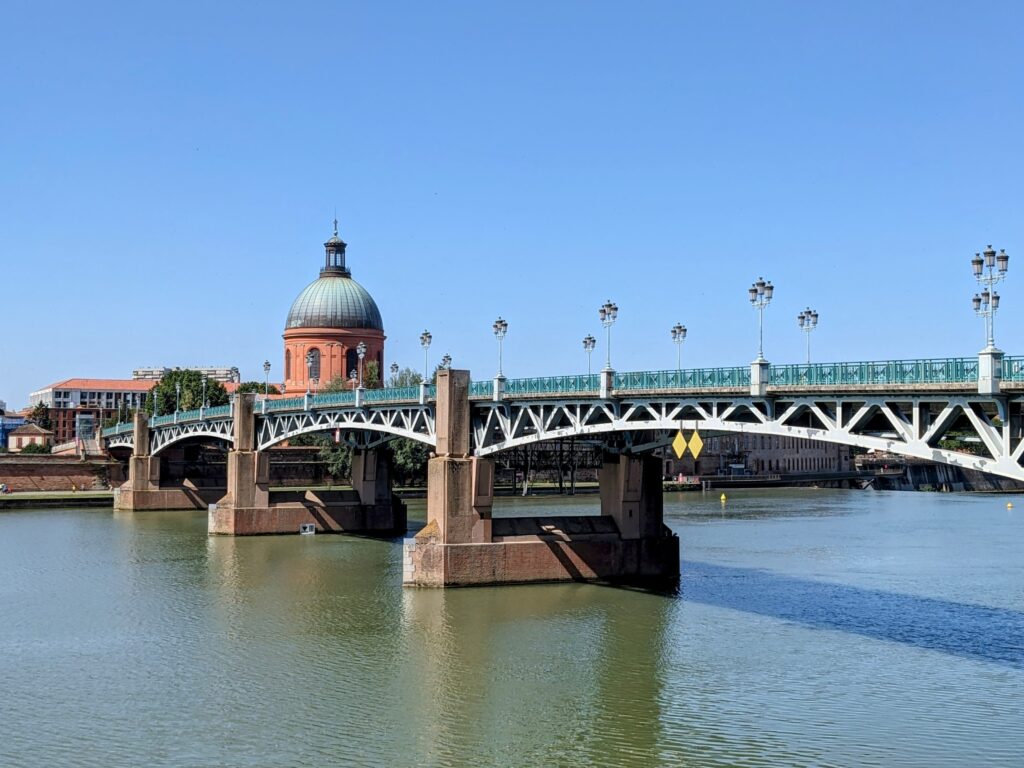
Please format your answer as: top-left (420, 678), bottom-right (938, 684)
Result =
top-left (145, 370), bottom-right (229, 415)
top-left (235, 381), bottom-right (281, 395)
top-left (364, 360), bottom-right (380, 388)
top-left (388, 438), bottom-right (430, 486)
top-left (389, 367), bottom-right (423, 388)
top-left (321, 374), bottom-right (352, 393)
top-left (28, 402), bottom-right (51, 430)
top-left (20, 442), bottom-right (51, 455)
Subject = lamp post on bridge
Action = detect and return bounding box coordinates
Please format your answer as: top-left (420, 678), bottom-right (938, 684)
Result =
top-left (420, 330), bottom-right (432, 380)
top-left (356, 341), bottom-right (367, 389)
top-left (305, 350), bottom-right (314, 397)
top-left (492, 317), bottom-right (508, 378)
top-left (972, 245), bottom-right (1009, 395)
top-left (797, 308), bottom-right (818, 364)
top-left (972, 245), bottom-right (1009, 351)
top-left (263, 360), bottom-right (271, 397)
top-left (441, 353), bottom-right (452, 369)
top-left (670, 323), bottom-right (687, 373)
top-left (390, 362), bottom-right (399, 387)
top-left (748, 277), bottom-right (774, 397)
top-left (583, 334), bottom-right (596, 376)
top-left (748, 277), bottom-right (774, 362)
top-left (598, 300), bottom-right (618, 399)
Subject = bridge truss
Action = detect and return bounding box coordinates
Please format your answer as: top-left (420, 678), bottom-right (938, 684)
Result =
top-left (471, 393), bottom-right (1024, 482)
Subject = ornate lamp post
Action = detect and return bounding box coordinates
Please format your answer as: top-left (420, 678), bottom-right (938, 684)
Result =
top-left (748, 277), bottom-right (774, 361)
top-left (441, 353), bottom-right (452, 369)
top-left (971, 245), bottom-right (1009, 350)
top-left (797, 308), bottom-right (818, 364)
top-left (263, 360), bottom-right (271, 397)
top-left (492, 317), bottom-right (508, 378)
top-left (420, 330), bottom-right (432, 380)
top-left (390, 362), bottom-right (399, 386)
top-left (305, 350), bottom-right (314, 396)
top-left (670, 323), bottom-right (687, 371)
top-left (174, 381), bottom-right (181, 413)
top-left (349, 369), bottom-right (358, 389)
top-left (356, 341), bottom-right (367, 388)
top-left (583, 334), bottom-right (596, 376)
top-left (598, 300), bottom-right (618, 370)
top-left (201, 377), bottom-right (208, 409)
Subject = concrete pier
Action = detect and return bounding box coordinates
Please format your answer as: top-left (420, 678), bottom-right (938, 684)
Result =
top-left (208, 394), bottom-right (406, 535)
top-left (403, 370), bottom-right (679, 587)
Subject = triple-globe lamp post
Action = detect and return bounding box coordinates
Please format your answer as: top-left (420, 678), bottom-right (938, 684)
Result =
top-left (493, 316), bottom-right (508, 378)
top-left (598, 300), bottom-right (618, 370)
top-left (356, 341), bottom-right (367, 388)
top-left (971, 245), bottom-right (1009, 350)
top-left (748, 277), bottom-right (774, 361)
top-left (420, 330), bottom-right (432, 380)
top-left (582, 334), bottom-right (596, 376)
top-left (797, 308), bottom-right (819, 364)
top-left (670, 323), bottom-right (687, 372)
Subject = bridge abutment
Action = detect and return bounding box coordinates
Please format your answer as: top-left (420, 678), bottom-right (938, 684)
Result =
top-left (208, 394), bottom-right (406, 536)
top-left (404, 370), bottom-right (679, 588)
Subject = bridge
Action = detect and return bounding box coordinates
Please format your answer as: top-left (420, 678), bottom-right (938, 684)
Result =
top-left (104, 350), bottom-right (1024, 587)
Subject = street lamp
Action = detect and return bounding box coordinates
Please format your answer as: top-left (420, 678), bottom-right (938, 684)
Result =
top-left (263, 360), bottom-right (271, 397)
top-left (583, 334), bottom-right (596, 376)
top-left (390, 362), bottom-right (399, 387)
top-left (201, 377), bottom-right (208, 409)
top-left (797, 308), bottom-right (819, 364)
top-left (598, 300), bottom-right (618, 370)
top-left (175, 381), bottom-right (181, 413)
top-left (420, 330), bottom-right (432, 380)
top-left (349, 369), bottom-right (357, 389)
top-left (305, 350), bottom-right (314, 395)
top-left (356, 341), bottom-right (367, 388)
top-left (670, 323), bottom-right (687, 371)
top-left (441, 353), bottom-right (452, 369)
top-left (971, 245), bottom-right (1009, 350)
top-left (748, 277), bottom-right (774, 361)
top-left (492, 316), bottom-right (508, 377)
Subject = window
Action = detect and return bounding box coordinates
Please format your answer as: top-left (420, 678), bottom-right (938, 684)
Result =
top-left (346, 349), bottom-right (359, 381)
top-left (307, 348), bottom-right (321, 381)
top-left (285, 349), bottom-right (291, 380)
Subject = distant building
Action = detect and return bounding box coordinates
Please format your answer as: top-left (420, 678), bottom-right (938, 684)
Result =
top-left (0, 412), bottom-right (27, 449)
top-left (132, 366), bottom-right (240, 383)
top-left (664, 433), bottom-right (850, 479)
top-left (29, 378), bottom-right (156, 443)
top-left (7, 423), bottom-right (53, 452)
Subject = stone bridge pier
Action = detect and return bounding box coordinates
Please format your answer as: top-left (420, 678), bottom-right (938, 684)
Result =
top-left (114, 412), bottom-right (223, 511)
top-left (403, 370), bottom-right (679, 587)
top-left (208, 393), bottom-right (406, 536)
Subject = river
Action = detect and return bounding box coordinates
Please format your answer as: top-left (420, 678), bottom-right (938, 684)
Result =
top-left (1, 489), bottom-right (1021, 767)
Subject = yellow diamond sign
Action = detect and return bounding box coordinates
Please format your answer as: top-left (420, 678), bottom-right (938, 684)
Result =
top-left (688, 430), bottom-right (704, 459)
top-left (672, 430), bottom-right (687, 458)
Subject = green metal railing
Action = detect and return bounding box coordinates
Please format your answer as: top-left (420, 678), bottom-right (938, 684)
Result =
top-left (502, 374), bottom-right (600, 396)
top-left (614, 367), bottom-right (751, 391)
top-left (768, 357), bottom-right (979, 387)
top-left (1004, 355), bottom-right (1024, 382)
top-left (101, 422), bottom-right (134, 438)
top-left (363, 385), bottom-right (421, 403)
top-left (469, 380), bottom-right (494, 397)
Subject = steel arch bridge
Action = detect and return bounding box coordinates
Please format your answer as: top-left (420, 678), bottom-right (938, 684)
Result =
top-left (102, 355), bottom-right (1024, 482)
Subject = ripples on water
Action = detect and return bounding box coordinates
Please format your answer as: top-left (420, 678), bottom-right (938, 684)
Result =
top-left (0, 491), bottom-right (1022, 767)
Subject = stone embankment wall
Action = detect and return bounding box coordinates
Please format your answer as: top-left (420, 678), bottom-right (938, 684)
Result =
top-left (0, 456), bottom-right (123, 492)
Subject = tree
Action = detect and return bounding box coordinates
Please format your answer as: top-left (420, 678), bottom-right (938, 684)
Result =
top-left (20, 442), bottom-right (51, 455)
top-left (321, 375), bottom-right (352, 393)
top-left (28, 402), bottom-right (51, 430)
top-left (389, 438), bottom-right (430, 486)
top-left (390, 367), bottom-right (423, 388)
top-left (364, 360), bottom-right (380, 389)
top-left (235, 381), bottom-right (281, 395)
top-left (145, 370), bottom-right (229, 415)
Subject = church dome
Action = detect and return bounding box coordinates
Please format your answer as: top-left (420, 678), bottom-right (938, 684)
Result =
top-left (285, 275), bottom-right (384, 330)
top-left (284, 221), bottom-right (384, 331)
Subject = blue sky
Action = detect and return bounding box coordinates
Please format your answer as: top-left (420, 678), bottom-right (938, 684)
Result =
top-left (2, 1), bottom-right (1022, 406)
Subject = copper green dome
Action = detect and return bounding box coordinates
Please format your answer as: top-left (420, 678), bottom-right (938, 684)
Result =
top-left (285, 223), bottom-right (384, 331)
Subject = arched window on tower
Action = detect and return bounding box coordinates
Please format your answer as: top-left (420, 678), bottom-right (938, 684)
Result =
top-left (308, 348), bottom-right (321, 381)
top-left (285, 349), bottom-right (291, 380)
top-left (346, 349), bottom-right (359, 383)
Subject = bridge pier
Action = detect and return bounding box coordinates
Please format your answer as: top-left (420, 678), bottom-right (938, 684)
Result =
top-left (208, 393), bottom-right (406, 536)
top-left (114, 412), bottom-right (220, 511)
top-left (403, 370), bottom-right (678, 587)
